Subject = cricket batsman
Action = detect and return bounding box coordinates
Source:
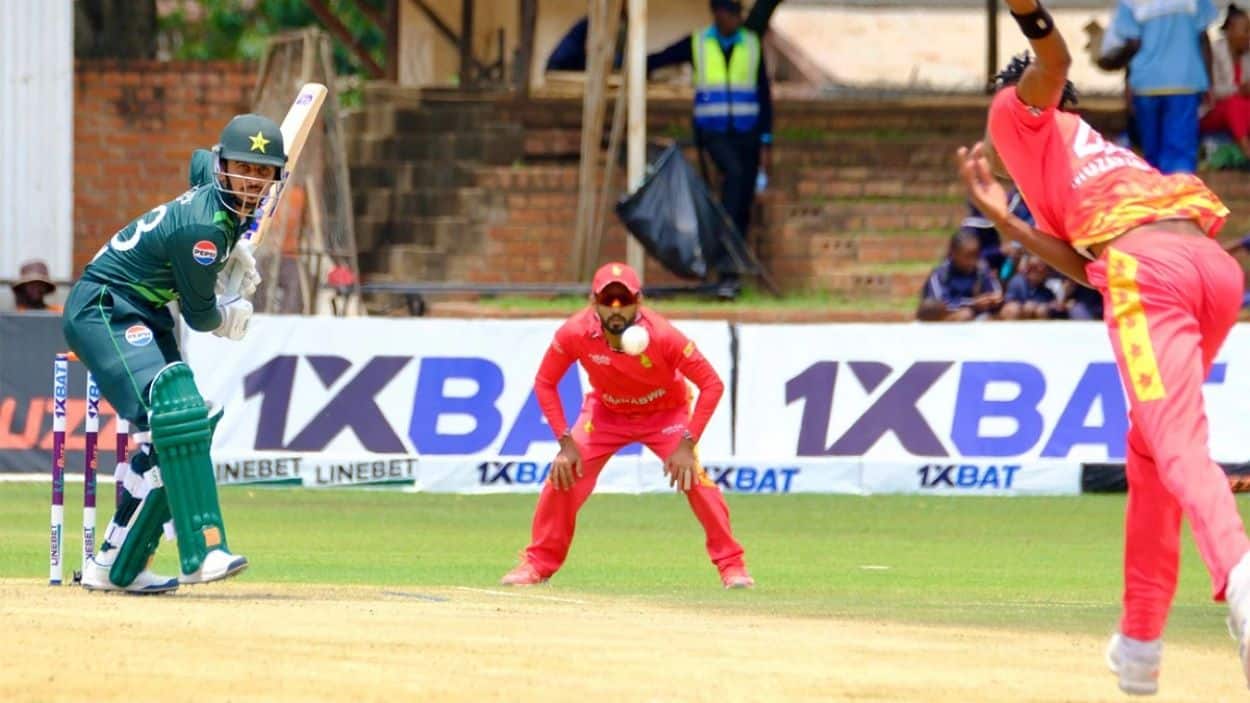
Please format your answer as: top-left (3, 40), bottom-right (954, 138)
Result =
top-left (64, 114), bottom-right (283, 593)
top-left (955, 0), bottom-right (1250, 693)
top-left (500, 262), bottom-right (754, 589)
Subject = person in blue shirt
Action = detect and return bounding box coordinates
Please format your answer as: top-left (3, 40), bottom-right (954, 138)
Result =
top-left (1109, 0), bottom-right (1219, 173)
top-left (917, 231), bottom-right (1004, 321)
top-left (647, 0), bottom-right (773, 300)
top-left (546, 13), bottom-right (626, 72)
top-left (1001, 256), bottom-right (1067, 319)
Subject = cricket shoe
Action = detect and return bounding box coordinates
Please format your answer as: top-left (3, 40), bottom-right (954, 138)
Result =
top-left (179, 549), bottom-right (248, 585)
top-left (720, 565), bottom-right (755, 589)
top-left (1105, 632), bottom-right (1161, 696)
top-left (80, 556), bottom-right (179, 594)
top-left (500, 560), bottom-right (547, 586)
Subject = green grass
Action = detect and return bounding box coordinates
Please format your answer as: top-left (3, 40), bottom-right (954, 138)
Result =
top-left (466, 287), bottom-right (917, 313)
top-left (4, 484), bottom-right (1245, 649)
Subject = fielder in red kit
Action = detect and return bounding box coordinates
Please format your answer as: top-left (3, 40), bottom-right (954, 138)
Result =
top-left (500, 262), bottom-right (753, 589)
top-left (956, 1), bottom-right (1250, 695)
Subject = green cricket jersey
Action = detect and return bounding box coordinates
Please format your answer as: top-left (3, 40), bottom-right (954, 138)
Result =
top-left (82, 149), bottom-right (252, 332)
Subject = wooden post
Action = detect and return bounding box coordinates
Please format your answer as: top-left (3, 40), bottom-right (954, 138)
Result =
top-left (460, 0), bottom-right (475, 87)
top-left (571, 0), bottom-right (608, 281)
top-left (587, 68), bottom-right (628, 276)
top-left (515, 0), bottom-right (538, 97)
top-left (625, 0), bottom-right (646, 279)
top-left (987, 0), bottom-right (999, 87)
top-left (305, 0), bottom-right (385, 78)
top-left (386, 0), bottom-right (400, 81)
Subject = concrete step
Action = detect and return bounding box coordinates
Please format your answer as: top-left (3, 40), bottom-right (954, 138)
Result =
top-left (350, 127), bottom-right (524, 165)
top-left (806, 232), bottom-right (950, 265)
top-left (779, 200), bottom-right (965, 233)
top-left (812, 263), bottom-right (933, 299)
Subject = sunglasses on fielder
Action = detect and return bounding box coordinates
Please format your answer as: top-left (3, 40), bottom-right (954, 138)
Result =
top-left (596, 289), bottom-right (638, 308)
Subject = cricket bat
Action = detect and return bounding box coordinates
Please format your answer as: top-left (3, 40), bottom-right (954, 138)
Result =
top-left (224, 82), bottom-right (328, 297)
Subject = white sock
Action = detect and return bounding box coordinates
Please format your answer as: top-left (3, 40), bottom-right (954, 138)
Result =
top-left (95, 525), bottom-right (123, 566)
top-left (1118, 634), bottom-right (1162, 660)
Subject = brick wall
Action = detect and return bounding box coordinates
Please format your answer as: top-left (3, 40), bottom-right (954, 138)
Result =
top-left (470, 166), bottom-right (697, 288)
top-left (73, 60), bottom-right (255, 273)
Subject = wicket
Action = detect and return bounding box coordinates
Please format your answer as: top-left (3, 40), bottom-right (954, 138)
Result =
top-left (50, 352), bottom-right (129, 586)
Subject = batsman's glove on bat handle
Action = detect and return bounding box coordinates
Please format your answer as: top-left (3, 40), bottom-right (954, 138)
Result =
top-left (212, 294), bottom-right (253, 341)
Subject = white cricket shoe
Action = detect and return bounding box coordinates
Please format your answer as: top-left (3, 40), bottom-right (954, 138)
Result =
top-left (1106, 632), bottom-right (1161, 696)
top-left (179, 549), bottom-right (248, 585)
top-left (80, 556), bottom-right (179, 594)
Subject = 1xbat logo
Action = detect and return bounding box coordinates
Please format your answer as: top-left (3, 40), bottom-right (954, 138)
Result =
top-left (785, 361), bottom-right (1227, 460)
top-left (244, 355), bottom-right (648, 455)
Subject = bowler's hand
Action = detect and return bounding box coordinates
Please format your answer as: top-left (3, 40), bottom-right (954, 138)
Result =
top-left (549, 435), bottom-right (583, 491)
top-left (665, 438), bottom-right (699, 492)
top-left (955, 142), bottom-right (1009, 224)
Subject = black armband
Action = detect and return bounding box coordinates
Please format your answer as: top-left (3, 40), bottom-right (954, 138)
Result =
top-left (1011, 4), bottom-right (1055, 39)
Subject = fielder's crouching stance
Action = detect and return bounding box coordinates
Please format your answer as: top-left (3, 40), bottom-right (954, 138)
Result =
top-left (501, 263), bottom-right (754, 589)
top-left (62, 114), bottom-right (284, 593)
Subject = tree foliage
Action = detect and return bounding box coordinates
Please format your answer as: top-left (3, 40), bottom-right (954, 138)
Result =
top-left (157, 0), bottom-right (384, 74)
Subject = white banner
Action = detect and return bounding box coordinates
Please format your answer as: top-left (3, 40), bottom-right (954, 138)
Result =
top-left (210, 452), bottom-right (865, 494)
top-left (735, 321), bottom-right (1250, 465)
top-left (186, 315), bottom-right (734, 463)
top-left (211, 452), bottom-right (1073, 495)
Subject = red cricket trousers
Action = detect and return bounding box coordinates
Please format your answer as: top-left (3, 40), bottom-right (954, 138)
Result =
top-left (1086, 227), bottom-right (1250, 641)
top-left (523, 399), bottom-right (746, 578)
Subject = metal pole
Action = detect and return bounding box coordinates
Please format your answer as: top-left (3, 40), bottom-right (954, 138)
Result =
top-left (626, 0), bottom-right (647, 279)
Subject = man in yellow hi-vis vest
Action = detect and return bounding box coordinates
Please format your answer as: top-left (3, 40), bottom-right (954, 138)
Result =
top-left (648, 0), bottom-right (773, 300)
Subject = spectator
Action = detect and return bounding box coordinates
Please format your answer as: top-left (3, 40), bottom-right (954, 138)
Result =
top-left (11, 259), bottom-right (60, 312)
top-left (1109, 0), bottom-right (1218, 173)
top-left (1065, 279), bottom-right (1107, 319)
top-left (1084, 15), bottom-right (1141, 148)
top-left (546, 12), bottom-right (626, 73)
top-left (1201, 5), bottom-right (1250, 164)
top-left (917, 231), bottom-right (1003, 321)
top-left (1001, 256), bottom-right (1067, 319)
top-left (647, 0), bottom-right (772, 300)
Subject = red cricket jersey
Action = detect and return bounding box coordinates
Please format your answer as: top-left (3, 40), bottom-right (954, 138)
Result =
top-left (987, 87), bottom-right (1228, 251)
top-left (534, 307), bottom-right (724, 441)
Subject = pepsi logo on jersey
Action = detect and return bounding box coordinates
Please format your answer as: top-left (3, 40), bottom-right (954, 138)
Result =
top-left (125, 325), bottom-right (154, 347)
top-left (192, 240), bottom-right (218, 266)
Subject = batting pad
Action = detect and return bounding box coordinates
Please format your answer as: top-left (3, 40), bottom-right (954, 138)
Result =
top-left (148, 362), bottom-right (228, 576)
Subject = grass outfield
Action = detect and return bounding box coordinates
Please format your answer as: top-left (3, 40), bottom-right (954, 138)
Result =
top-left (2, 484), bottom-right (1244, 648)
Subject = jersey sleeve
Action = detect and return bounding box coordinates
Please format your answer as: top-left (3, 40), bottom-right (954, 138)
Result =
top-left (988, 86), bottom-right (1052, 138)
top-left (664, 325), bottom-right (724, 442)
top-left (1197, 0), bottom-right (1218, 31)
top-left (1110, 0), bottom-right (1141, 40)
top-left (170, 225), bottom-right (226, 332)
top-left (534, 322), bottom-right (580, 438)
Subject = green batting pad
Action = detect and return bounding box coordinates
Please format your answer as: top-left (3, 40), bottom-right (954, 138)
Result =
top-left (109, 486), bottom-right (171, 587)
top-left (148, 363), bottom-right (228, 575)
